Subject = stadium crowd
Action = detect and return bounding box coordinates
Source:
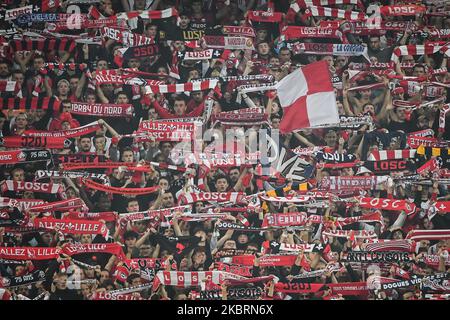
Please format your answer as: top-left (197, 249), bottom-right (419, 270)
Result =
top-left (0, 0), bottom-right (449, 300)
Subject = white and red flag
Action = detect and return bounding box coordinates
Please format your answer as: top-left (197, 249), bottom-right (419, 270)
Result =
top-left (276, 60), bottom-right (339, 133)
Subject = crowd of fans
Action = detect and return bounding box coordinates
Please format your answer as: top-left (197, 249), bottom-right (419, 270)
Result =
top-left (0, 0), bottom-right (449, 300)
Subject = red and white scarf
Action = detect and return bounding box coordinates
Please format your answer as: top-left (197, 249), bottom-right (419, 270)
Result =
top-left (202, 36), bottom-right (254, 51)
top-left (62, 243), bottom-right (125, 260)
top-left (304, 5), bottom-right (367, 21)
top-left (211, 107), bottom-right (268, 126)
top-left (1, 180), bottom-right (64, 195)
top-left (153, 270), bottom-right (243, 290)
top-left (113, 8), bottom-right (178, 20)
top-left (290, 42), bottom-right (367, 56)
top-left (0, 197), bottom-right (46, 212)
top-left (24, 121), bottom-right (100, 138)
top-left (31, 218), bottom-right (109, 238)
top-left (83, 179), bottom-right (159, 195)
top-left (379, 5), bottom-right (426, 16)
top-left (319, 176), bottom-right (390, 191)
top-left (357, 197), bottom-right (416, 215)
top-left (322, 229), bottom-right (378, 239)
top-left (101, 27), bottom-right (155, 46)
top-left (67, 211), bottom-right (117, 222)
top-left (179, 192), bottom-right (246, 204)
top-left (28, 198), bottom-right (86, 213)
top-left (70, 102), bottom-right (134, 117)
top-left (0, 247), bottom-right (60, 260)
top-left (222, 26), bottom-right (256, 38)
top-left (281, 26), bottom-right (342, 41)
top-left (406, 229), bottom-right (450, 241)
top-left (144, 79), bottom-right (218, 94)
top-left (136, 120), bottom-right (197, 142)
top-left (367, 149), bottom-right (417, 161)
top-left (364, 239), bottom-right (415, 252)
top-left (391, 43), bottom-right (450, 63)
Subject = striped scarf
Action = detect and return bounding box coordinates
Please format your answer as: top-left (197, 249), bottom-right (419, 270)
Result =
top-left (406, 229), bottom-right (450, 241)
top-left (367, 149), bottom-right (417, 161)
top-left (304, 5), bottom-right (368, 21)
top-left (9, 38), bottom-right (76, 54)
top-left (0, 96), bottom-right (60, 110)
top-left (179, 192), bottom-right (246, 204)
top-left (391, 43), bottom-right (450, 63)
top-left (144, 79), bottom-right (218, 94)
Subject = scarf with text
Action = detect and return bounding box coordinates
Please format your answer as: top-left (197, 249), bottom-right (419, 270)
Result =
top-left (24, 121), bottom-right (100, 138)
top-left (357, 197), bottom-right (417, 215)
top-left (315, 152), bottom-right (356, 163)
top-left (0, 247), bottom-right (60, 260)
top-left (281, 26), bottom-right (342, 41)
top-left (62, 243), bottom-right (125, 260)
top-left (1, 180), bottom-right (64, 195)
top-left (267, 242), bottom-right (324, 254)
top-left (31, 218), bottom-right (108, 238)
top-left (211, 107), bottom-right (268, 126)
top-left (231, 255), bottom-right (297, 267)
top-left (83, 179), bottom-right (159, 195)
top-left (216, 221), bottom-right (266, 232)
top-left (275, 281), bottom-right (372, 296)
top-left (136, 120), bottom-right (197, 142)
top-left (1, 270), bottom-right (46, 288)
top-left (1, 136), bottom-right (69, 149)
top-left (117, 205), bottom-right (191, 226)
top-left (180, 192), bottom-right (246, 204)
top-left (52, 153), bottom-right (107, 165)
top-left (379, 5), bottom-right (427, 16)
top-left (153, 270), bottom-right (243, 289)
top-left (28, 198), bottom-right (86, 213)
top-left (70, 102), bottom-right (134, 117)
top-left (342, 251), bottom-right (412, 263)
top-left (34, 170), bottom-right (109, 184)
top-left (319, 176), bottom-right (390, 191)
top-left (197, 286), bottom-right (263, 300)
top-left (66, 211), bottom-right (117, 222)
top-left (213, 262), bottom-right (253, 277)
top-left (0, 197), bottom-right (46, 212)
top-left (420, 255), bottom-right (450, 268)
top-left (289, 42), bottom-right (367, 57)
top-left (0, 149), bottom-right (52, 165)
top-left (101, 27), bottom-right (155, 46)
top-left (336, 115), bottom-right (373, 129)
top-left (202, 36), bottom-right (255, 50)
top-left (381, 273), bottom-right (448, 290)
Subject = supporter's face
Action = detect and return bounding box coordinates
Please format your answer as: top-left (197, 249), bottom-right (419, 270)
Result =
top-left (223, 240), bottom-right (236, 249)
top-left (237, 234), bottom-right (248, 244)
top-left (66, 188), bottom-right (77, 199)
top-left (402, 56), bottom-right (414, 64)
top-left (162, 193), bottom-right (174, 207)
top-left (61, 121), bottom-right (71, 130)
top-left (258, 43), bottom-right (270, 56)
top-left (127, 201), bottom-right (139, 213)
top-left (363, 104), bottom-right (375, 115)
top-left (158, 179), bottom-right (169, 190)
top-left (257, 29), bottom-right (268, 41)
top-left (86, 94), bottom-right (96, 104)
top-left (395, 107), bottom-right (406, 121)
top-left (101, 0), bottom-right (112, 11)
top-left (361, 89), bottom-right (371, 98)
top-left (122, 151), bottom-right (134, 163)
top-left (193, 251), bottom-right (206, 264)
top-left (180, 16), bottom-right (190, 28)
top-left (413, 67), bottom-right (426, 77)
top-left (81, 284), bottom-right (90, 297)
top-left (139, 245), bottom-right (153, 257)
top-left (189, 70), bottom-right (199, 79)
top-left (161, 143), bottom-right (172, 156)
top-left (173, 41), bottom-right (185, 52)
top-left (15, 115), bottom-right (28, 129)
top-left (215, 178), bottom-right (228, 192)
top-left (13, 72), bottom-right (24, 84)
top-left (33, 58), bottom-right (44, 71)
top-left (335, 57), bottom-right (347, 68)
top-left (81, 234), bottom-right (92, 244)
top-left (70, 78), bottom-right (79, 92)
top-left (174, 100), bottom-right (187, 116)
top-left (117, 93), bottom-right (129, 104)
top-left (42, 233), bottom-right (52, 245)
top-left (271, 117), bottom-right (280, 129)
top-left (0, 63), bottom-right (9, 77)
top-left (192, 91), bottom-right (203, 102)
top-left (80, 138), bottom-right (91, 151)
top-left (229, 169), bottom-right (240, 183)
top-left (194, 202), bottom-right (204, 212)
top-left (324, 131), bottom-right (337, 147)
top-left (192, 1), bottom-right (202, 13)
top-left (125, 237), bottom-right (137, 247)
top-left (97, 60), bottom-right (108, 70)
top-left (146, 26), bottom-right (158, 37)
top-left (94, 137), bottom-right (106, 151)
top-left (55, 275), bottom-right (68, 290)
top-left (279, 49), bottom-right (291, 63)
top-left (12, 170), bottom-right (25, 182)
top-left (369, 37), bottom-right (381, 50)
top-left (148, 108), bottom-right (158, 119)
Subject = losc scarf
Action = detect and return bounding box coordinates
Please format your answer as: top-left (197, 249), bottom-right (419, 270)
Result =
top-left (101, 26), bottom-right (155, 46)
top-left (1, 180), bottom-right (64, 195)
top-left (379, 5), bottom-right (426, 16)
top-left (214, 262), bottom-right (253, 277)
top-left (180, 192), bottom-right (246, 204)
top-left (322, 229), bottom-right (378, 239)
top-left (222, 26), bottom-right (256, 38)
top-left (289, 42), bottom-right (367, 57)
top-left (137, 120), bottom-right (197, 142)
top-left (67, 211), bottom-right (117, 222)
top-left (62, 243), bottom-right (125, 260)
top-left (70, 102), bottom-right (134, 117)
top-left (358, 197), bottom-right (416, 215)
top-left (211, 107), bottom-right (268, 126)
top-left (281, 26), bottom-right (342, 41)
top-left (153, 270), bottom-right (242, 289)
top-left (0, 149), bottom-right (52, 165)
top-left (231, 255), bottom-right (297, 267)
top-left (0, 136), bottom-right (70, 149)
